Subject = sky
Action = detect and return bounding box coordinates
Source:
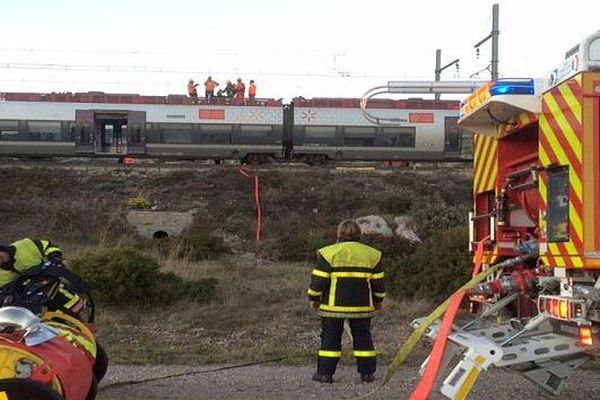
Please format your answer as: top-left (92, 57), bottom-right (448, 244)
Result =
top-left (0, 0), bottom-right (598, 100)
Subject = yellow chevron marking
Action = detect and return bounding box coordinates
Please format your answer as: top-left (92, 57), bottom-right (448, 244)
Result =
top-left (548, 243), bottom-right (566, 266)
top-left (541, 256), bottom-right (550, 266)
top-left (540, 116), bottom-right (583, 203)
top-left (539, 145), bottom-right (551, 170)
top-left (570, 206), bottom-right (584, 246)
top-left (475, 137), bottom-right (492, 193)
top-left (486, 161), bottom-right (497, 193)
top-left (558, 83), bottom-right (582, 125)
top-left (478, 139), bottom-right (497, 193)
top-left (474, 135), bottom-right (483, 162)
top-left (545, 93), bottom-right (582, 160)
top-left (564, 242), bottom-right (583, 267)
top-left (539, 174), bottom-right (548, 202)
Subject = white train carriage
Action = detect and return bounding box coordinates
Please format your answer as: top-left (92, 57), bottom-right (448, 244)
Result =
top-left (0, 93), bottom-right (284, 162)
top-left (291, 97), bottom-right (468, 163)
top-left (0, 92), bottom-right (470, 163)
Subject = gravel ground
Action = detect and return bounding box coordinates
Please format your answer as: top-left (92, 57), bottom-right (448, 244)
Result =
top-left (99, 364), bottom-right (600, 399)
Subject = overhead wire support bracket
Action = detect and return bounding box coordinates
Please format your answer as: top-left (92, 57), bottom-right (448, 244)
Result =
top-left (360, 80), bottom-right (486, 126)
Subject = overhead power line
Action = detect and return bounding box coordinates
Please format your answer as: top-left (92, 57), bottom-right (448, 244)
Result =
top-left (0, 47), bottom-right (336, 58)
top-left (0, 62), bottom-right (438, 80)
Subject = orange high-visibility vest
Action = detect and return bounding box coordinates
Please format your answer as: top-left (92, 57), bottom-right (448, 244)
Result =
top-left (205, 80), bottom-right (217, 91)
top-left (249, 83), bottom-right (257, 96)
top-left (188, 82), bottom-right (197, 93)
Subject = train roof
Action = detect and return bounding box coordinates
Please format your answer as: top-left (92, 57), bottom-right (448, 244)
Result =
top-left (0, 92), bottom-right (284, 107)
top-left (0, 92), bottom-right (460, 110)
top-left (292, 97), bottom-right (460, 110)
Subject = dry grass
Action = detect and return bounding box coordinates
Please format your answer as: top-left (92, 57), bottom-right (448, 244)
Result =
top-left (97, 254), bottom-right (433, 366)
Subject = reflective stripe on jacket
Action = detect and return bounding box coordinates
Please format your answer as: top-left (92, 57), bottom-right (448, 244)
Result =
top-left (307, 241), bottom-right (385, 318)
top-left (0, 238), bottom-right (62, 286)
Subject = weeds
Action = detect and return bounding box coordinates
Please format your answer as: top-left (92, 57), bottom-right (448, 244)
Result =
top-left (69, 247), bottom-right (218, 306)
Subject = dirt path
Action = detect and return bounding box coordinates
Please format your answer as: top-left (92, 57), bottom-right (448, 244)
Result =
top-left (99, 364), bottom-right (600, 399)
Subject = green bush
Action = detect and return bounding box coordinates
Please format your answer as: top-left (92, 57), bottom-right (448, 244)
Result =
top-left (127, 196), bottom-right (152, 210)
top-left (361, 234), bottom-right (416, 261)
top-left (386, 226), bottom-right (471, 301)
top-left (69, 247), bottom-right (218, 305)
top-left (409, 194), bottom-right (470, 239)
top-left (175, 234), bottom-right (230, 261)
top-left (148, 233), bottom-right (230, 261)
top-left (261, 214), bottom-right (333, 261)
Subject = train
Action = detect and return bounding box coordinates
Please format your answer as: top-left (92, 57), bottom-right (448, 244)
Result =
top-left (0, 92), bottom-right (472, 164)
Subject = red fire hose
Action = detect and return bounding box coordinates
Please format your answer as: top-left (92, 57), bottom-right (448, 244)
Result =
top-left (238, 167), bottom-right (263, 254)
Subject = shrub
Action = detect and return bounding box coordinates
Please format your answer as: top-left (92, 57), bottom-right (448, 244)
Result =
top-left (409, 194), bottom-right (469, 239)
top-left (261, 213), bottom-right (333, 261)
top-left (69, 247), bottom-right (218, 305)
top-left (127, 196), bottom-right (152, 210)
top-left (386, 226), bottom-right (471, 301)
top-left (361, 234), bottom-right (416, 261)
top-left (174, 234), bottom-right (230, 261)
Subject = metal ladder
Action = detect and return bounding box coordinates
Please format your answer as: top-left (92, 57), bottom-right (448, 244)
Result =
top-left (412, 306), bottom-right (597, 399)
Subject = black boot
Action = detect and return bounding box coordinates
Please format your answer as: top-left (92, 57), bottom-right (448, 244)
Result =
top-left (312, 372), bottom-right (333, 383)
top-left (361, 373), bottom-right (374, 383)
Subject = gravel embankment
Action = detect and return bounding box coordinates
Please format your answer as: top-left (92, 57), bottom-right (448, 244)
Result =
top-left (99, 364), bottom-right (600, 399)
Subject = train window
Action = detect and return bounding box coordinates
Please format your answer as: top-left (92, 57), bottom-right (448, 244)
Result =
top-left (238, 125), bottom-right (272, 144)
top-left (382, 127), bottom-right (416, 148)
top-left (160, 124), bottom-right (193, 144)
top-left (344, 127), bottom-right (375, 147)
top-left (0, 121), bottom-right (20, 140)
top-left (240, 125), bottom-right (272, 134)
top-left (28, 121), bottom-right (62, 142)
top-left (202, 124), bottom-right (232, 133)
top-left (305, 126), bottom-right (336, 146)
top-left (547, 166), bottom-right (570, 242)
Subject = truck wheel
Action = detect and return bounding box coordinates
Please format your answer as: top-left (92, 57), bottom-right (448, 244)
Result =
top-left (93, 343), bottom-right (109, 382)
top-left (0, 378), bottom-right (62, 400)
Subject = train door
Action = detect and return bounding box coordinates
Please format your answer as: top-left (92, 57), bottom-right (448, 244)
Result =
top-left (93, 112), bottom-right (128, 154)
top-left (74, 110), bottom-right (94, 154)
top-left (127, 111), bottom-right (146, 155)
top-left (282, 103), bottom-right (294, 159)
top-left (443, 116), bottom-right (463, 159)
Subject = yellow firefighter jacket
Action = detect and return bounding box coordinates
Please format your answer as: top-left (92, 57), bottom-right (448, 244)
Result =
top-left (307, 241), bottom-right (386, 318)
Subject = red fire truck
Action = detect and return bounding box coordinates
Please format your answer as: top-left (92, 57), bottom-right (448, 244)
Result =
top-left (410, 30), bottom-right (600, 399)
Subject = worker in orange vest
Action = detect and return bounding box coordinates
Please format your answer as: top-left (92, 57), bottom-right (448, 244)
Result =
top-left (234, 78), bottom-right (246, 105)
top-left (248, 80), bottom-right (257, 103)
top-left (204, 76), bottom-right (219, 103)
top-left (187, 79), bottom-right (199, 102)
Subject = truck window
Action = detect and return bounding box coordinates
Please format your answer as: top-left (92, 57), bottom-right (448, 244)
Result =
top-left (547, 166), bottom-right (570, 242)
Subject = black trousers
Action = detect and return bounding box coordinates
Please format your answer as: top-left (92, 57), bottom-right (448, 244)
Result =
top-left (317, 317), bottom-right (376, 376)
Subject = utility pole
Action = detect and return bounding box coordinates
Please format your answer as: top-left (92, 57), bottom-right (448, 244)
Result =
top-left (434, 49), bottom-right (460, 100)
top-left (474, 3), bottom-right (500, 79)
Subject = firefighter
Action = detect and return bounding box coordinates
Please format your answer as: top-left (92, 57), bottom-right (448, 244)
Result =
top-left (187, 79), bottom-right (199, 100)
top-left (248, 80), bottom-right (257, 102)
top-left (308, 219), bottom-right (386, 383)
top-left (204, 76), bottom-right (219, 103)
top-left (217, 80), bottom-right (236, 99)
top-left (0, 238), bottom-right (83, 316)
top-left (234, 78), bottom-right (246, 105)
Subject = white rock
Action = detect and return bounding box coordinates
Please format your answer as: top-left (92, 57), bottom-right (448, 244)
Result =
top-left (356, 215), bottom-right (393, 237)
top-left (394, 216), bottom-right (421, 242)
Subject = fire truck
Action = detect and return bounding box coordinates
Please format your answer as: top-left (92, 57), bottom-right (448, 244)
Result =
top-left (410, 30), bottom-right (600, 399)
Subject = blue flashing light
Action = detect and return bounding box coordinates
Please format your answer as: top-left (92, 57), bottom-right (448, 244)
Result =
top-left (489, 79), bottom-right (535, 96)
